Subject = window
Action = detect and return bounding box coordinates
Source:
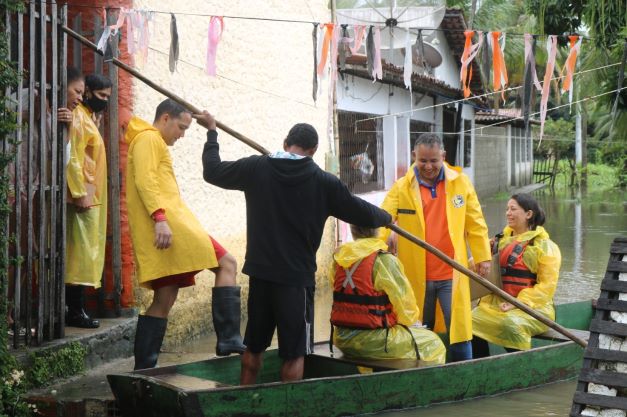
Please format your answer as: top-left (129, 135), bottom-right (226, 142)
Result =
top-left (338, 111), bottom-right (384, 194)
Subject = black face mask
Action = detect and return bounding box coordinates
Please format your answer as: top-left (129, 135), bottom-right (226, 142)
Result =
top-left (85, 95), bottom-right (108, 113)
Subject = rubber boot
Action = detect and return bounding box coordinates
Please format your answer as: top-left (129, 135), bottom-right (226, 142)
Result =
top-left (134, 315), bottom-right (168, 370)
top-left (65, 285), bottom-right (100, 328)
top-left (212, 286), bottom-right (246, 356)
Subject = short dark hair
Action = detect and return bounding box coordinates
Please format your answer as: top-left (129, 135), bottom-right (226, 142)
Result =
top-left (350, 224), bottom-right (378, 239)
top-left (285, 123), bottom-right (318, 150)
top-left (510, 193), bottom-right (546, 230)
top-left (154, 98), bottom-right (190, 122)
top-left (85, 74), bottom-right (112, 92)
top-left (67, 67), bottom-right (83, 84)
top-left (413, 132), bottom-right (443, 149)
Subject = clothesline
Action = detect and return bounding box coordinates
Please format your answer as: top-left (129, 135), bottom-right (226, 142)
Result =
top-left (146, 46), bottom-right (318, 109)
top-left (353, 86), bottom-right (626, 139)
top-left (25, 1), bottom-right (599, 40)
top-left (352, 61), bottom-right (623, 125)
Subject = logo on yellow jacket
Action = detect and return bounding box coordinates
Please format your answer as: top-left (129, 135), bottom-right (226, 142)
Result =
top-left (452, 194), bottom-right (465, 208)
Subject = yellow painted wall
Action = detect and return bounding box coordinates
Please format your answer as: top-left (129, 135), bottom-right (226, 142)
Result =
top-left (129, 0), bottom-right (335, 346)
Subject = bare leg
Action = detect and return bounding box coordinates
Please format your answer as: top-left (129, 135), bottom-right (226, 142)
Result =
top-left (145, 285), bottom-right (179, 318)
top-left (211, 253), bottom-right (237, 287)
top-left (240, 349), bottom-right (263, 385)
top-left (280, 357), bottom-right (304, 382)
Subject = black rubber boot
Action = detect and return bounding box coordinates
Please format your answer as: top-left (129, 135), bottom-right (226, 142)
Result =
top-left (134, 315), bottom-right (168, 370)
top-left (212, 286), bottom-right (246, 356)
top-left (65, 285), bottom-right (100, 328)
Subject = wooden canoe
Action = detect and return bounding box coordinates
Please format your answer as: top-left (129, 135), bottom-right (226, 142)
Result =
top-left (108, 301), bottom-right (592, 417)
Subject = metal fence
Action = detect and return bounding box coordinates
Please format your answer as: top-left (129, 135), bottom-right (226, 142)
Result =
top-left (338, 110), bottom-right (385, 194)
top-left (3, 1), bottom-right (122, 348)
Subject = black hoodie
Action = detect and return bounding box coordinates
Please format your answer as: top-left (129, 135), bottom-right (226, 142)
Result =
top-left (202, 130), bottom-right (392, 287)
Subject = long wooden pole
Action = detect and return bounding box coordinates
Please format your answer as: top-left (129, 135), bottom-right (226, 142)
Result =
top-left (60, 25), bottom-right (270, 155)
top-left (62, 20), bottom-right (587, 349)
top-left (388, 224), bottom-right (588, 348)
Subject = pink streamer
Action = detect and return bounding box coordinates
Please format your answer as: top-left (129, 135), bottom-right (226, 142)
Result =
top-left (539, 35), bottom-right (558, 141)
top-left (329, 25), bottom-right (340, 81)
top-left (206, 16), bottom-right (224, 77)
top-left (372, 26), bottom-right (382, 81)
top-left (350, 25), bottom-right (366, 55)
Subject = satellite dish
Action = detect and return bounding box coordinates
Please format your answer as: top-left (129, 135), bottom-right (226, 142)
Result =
top-left (335, 0), bottom-right (446, 49)
top-left (400, 39), bottom-right (442, 68)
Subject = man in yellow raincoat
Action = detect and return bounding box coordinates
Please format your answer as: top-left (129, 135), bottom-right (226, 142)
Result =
top-left (380, 133), bottom-right (491, 361)
top-left (125, 99), bottom-right (245, 370)
top-left (472, 194), bottom-right (561, 354)
top-left (331, 224), bottom-right (446, 364)
top-left (65, 72), bottom-right (111, 329)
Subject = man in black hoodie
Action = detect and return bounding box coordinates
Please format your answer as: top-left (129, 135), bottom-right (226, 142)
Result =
top-left (197, 112), bottom-right (392, 384)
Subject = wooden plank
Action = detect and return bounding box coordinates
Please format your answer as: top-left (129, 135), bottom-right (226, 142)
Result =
top-left (72, 13), bottom-right (81, 70)
top-left (579, 368), bottom-right (627, 388)
top-left (107, 10), bottom-right (122, 316)
top-left (600, 279), bottom-right (627, 294)
top-left (572, 391), bottom-right (627, 411)
top-left (48, 0), bottom-right (58, 341)
top-left (536, 328), bottom-right (590, 342)
top-left (590, 319), bottom-right (627, 337)
top-left (585, 347), bottom-right (627, 363)
top-left (595, 299), bottom-right (627, 313)
top-left (152, 374), bottom-right (231, 391)
top-left (26, 0), bottom-right (36, 347)
top-left (37, 0), bottom-right (47, 345)
top-left (57, 4), bottom-right (68, 339)
top-left (607, 261), bottom-right (627, 273)
top-left (610, 242), bottom-right (627, 254)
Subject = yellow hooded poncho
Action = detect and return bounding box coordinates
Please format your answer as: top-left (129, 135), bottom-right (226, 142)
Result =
top-left (331, 238), bottom-right (446, 364)
top-left (65, 103), bottom-right (107, 287)
top-left (125, 116), bottom-right (218, 287)
top-left (472, 226), bottom-right (561, 350)
top-left (379, 163), bottom-right (491, 344)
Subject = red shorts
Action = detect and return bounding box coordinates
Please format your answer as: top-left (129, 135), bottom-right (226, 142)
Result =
top-left (151, 236), bottom-right (227, 290)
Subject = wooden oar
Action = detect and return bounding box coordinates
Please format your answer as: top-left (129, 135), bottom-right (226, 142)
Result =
top-left (388, 223), bottom-right (588, 348)
top-left (62, 20), bottom-right (587, 349)
top-left (60, 25), bottom-right (270, 155)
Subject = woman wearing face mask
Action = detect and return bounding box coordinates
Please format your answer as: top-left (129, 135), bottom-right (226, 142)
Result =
top-left (471, 193), bottom-right (561, 356)
top-left (64, 72), bottom-right (112, 328)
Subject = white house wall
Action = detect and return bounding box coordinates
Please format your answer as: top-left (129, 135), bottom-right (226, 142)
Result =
top-left (130, 0), bottom-right (332, 343)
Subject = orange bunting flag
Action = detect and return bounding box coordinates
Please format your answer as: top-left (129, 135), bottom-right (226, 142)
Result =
top-left (317, 23), bottom-right (335, 76)
top-left (491, 32), bottom-right (508, 101)
top-left (459, 30), bottom-right (483, 98)
top-left (561, 35), bottom-right (582, 106)
top-left (540, 35), bottom-right (558, 141)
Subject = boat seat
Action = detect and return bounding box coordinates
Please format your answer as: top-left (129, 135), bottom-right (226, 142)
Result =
top-left (310, 343), bottom-right (429, 371)
top-left (150, 373), bottom-right (232, 390)
top-left (535, 328), bottom-right (590, 343)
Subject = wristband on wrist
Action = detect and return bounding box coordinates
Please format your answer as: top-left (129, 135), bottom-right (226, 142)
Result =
top-left (151, 208), bottom-right (167, 223)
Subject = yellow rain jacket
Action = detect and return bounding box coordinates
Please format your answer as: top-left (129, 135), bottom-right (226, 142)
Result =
top-left (65, 104), bottom-right (107, 287)
top-left (472, 226), bottom-right (561, 350)
top-left (379, 163), bottom-right (490, 344)
top-left (125, 116), bottom-right (218, 287)
top-left (331, 238), bottom-right (446, 364)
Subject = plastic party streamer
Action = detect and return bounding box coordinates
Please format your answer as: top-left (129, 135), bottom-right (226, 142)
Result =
top-left (460, 30), bottom-right (483, 98)
top-left (206, 16), bottom-right (224, 76)
top-left (539, 35), bottom-right (558, 141)
top-left (491, 31), bottom-right (508, 101)
top-left (561, 35), bottom-right (582, 106)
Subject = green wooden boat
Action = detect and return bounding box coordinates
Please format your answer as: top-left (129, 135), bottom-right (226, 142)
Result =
top-left (108, 301), bottom-right (592, 417)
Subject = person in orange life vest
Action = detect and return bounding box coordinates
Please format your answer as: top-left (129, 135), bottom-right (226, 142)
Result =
top-left (65, 72), bottom-right (112, 329)
top-left (125, 99), bottom-right (245, 370)
top-left (331, 224), bottom-right (446, 364)
top-left (379, 133), bottom-right (491, 362)
top-left (472, 194), bottom-right (561, 356)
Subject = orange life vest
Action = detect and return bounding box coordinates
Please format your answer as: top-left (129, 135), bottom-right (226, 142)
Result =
top-left (330, 251), bottom-right (398, 330)
top-left (499, 239), bottom-right (537, 297)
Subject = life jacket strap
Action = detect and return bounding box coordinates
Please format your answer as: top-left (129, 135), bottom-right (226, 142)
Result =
top-left (501, 267), bottom-right (537, 279)
top-left (341, 258), bottom-right (364, 293)
top-left (333, 292), bottom-right (391, 306)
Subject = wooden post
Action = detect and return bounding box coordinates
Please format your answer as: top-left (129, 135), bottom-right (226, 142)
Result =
top-left (37, 0), bottom-right (47, 344)
top-left (49, 0), bottom-right (59, 340)
top-left (107, 9), bottom-right (122, 316)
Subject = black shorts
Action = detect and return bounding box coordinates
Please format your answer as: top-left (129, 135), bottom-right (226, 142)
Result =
top-left (244, 277), bottom-right (314, 360)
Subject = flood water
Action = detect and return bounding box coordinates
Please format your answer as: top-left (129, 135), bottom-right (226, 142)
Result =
top-left (317, 187), bottom-right (627, 417)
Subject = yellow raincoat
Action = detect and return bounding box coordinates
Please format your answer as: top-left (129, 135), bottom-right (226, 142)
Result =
top-left (472, 226), bottom-right (561, 350)
top-left (380, 163), bottom-right (490, 344)
top-left (125, 116), bottom-right (218, 287)
top-left (65, 104), bottom-right (107, 287)
top-left (331, 238), bottom-right (446, 364)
